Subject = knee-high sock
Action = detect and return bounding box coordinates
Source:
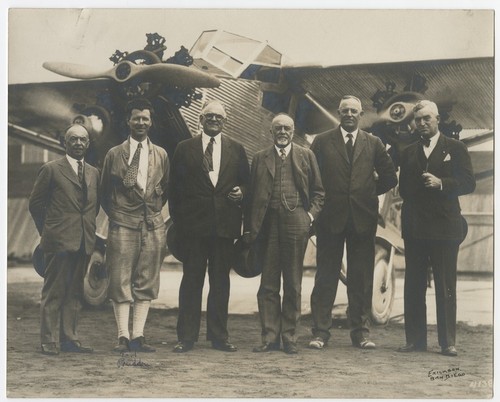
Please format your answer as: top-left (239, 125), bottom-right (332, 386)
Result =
top-left (132, 300), bottom-right (151, 339)
top-left (112, 301), bottom-right (130, 339)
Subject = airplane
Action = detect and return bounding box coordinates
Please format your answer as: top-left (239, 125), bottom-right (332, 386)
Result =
top-left (8, 30), bottom-right (494, 325)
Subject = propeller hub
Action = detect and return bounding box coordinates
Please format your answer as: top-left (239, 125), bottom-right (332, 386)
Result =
top-left (115, 62), bottom-right (131, 80)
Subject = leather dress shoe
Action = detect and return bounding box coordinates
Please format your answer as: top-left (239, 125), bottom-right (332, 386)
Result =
top-left (113, 337), bottom-right (130, 353)
top-left (211, 340), bottom-right (238, 352)
top-left (441, 346), bottom-right (458, 357)
top-left (283, 342), bottom-right (298, 354)
top-left (352, 337), bottom-right (376, 349)
top-left (252, 342), bottom-right (280, 353)
top-left (41, 342), bottom-right (59, 356)
top-left (130, 336), bottom-right (156, 353)
top-left (397, 343), bottom-right (427, 353)
top-left (173, 341), bottom-right (194, 353)
top-left (60, 340), bottom-right (93, 353)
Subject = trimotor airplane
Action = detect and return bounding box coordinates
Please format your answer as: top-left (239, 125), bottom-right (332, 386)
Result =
top-left (8, 30), bottom-right (494, 325)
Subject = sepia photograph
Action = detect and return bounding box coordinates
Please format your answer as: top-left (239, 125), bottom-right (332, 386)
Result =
top-left (3, 2), bottom-right (495, 399)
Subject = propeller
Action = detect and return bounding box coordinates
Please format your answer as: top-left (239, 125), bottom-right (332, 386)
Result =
top-left (377, 101), bottom-right (416, 124)
top-left (43, 60), bottom-right (220, 88)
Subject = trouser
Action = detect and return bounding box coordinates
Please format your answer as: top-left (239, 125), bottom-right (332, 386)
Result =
top-left (310, 223), bottom-right (375, 342)
top-left (40, 249), bottom-right (88, 344)
top-left (257, 207), bottom-right (310, 345)
top-left (403, 237), bottom-right (459, 349)
top-left (176, 235), bottom-right (234, 343)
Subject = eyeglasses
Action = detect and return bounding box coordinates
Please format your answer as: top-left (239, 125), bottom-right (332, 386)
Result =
top-left (203, 113), bottom-right (225, 122)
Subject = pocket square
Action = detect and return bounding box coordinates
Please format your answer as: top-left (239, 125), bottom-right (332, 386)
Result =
top-left (443, 154), bottom-right (451, 162)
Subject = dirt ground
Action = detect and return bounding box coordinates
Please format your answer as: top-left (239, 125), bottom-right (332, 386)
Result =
top-left (6, 281), bottom-right (493, 399)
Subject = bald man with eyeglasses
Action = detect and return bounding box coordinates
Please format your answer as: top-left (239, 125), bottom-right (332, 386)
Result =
top-left (169, 100), bottom-right (250, 353)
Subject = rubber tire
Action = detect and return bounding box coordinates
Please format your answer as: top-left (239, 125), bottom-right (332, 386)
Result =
top-left (370, 245), bottom-right (396, 325)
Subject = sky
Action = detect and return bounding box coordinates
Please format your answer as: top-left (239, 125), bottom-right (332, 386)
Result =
top-left (6, 7), bottom-right (495, 84)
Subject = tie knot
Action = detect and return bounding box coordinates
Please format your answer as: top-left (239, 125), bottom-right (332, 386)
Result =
top-left (420, 136), bottom-right (431, 147)
top-left (210, 137), bottom-right (215, 144)
top-left (77, 161), bottom-right (83, 166)
top-left (280, 149), bottom-right (287, 160)
top-left (137, 142), bottom-right (143, 149)
top-left (346, 133), bottom-right (353, 140)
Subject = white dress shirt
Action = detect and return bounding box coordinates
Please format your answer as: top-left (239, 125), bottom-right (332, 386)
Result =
top-left (128, 137), bottom-right (149, 191)
top-left (202, 132), bottom-right (222, 187)
top-left (274, 143), bottom-right (292, 158)
top-left (423, 132), bottom-right (440, 158)
top-left (340, 126), bottom-right (359, 144)
top-left (66, 154), bottom-right (84, 177)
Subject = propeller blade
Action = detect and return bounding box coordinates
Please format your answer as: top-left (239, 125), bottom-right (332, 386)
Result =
top-left (43, 62), bottom-right (116, 80)
top-left (43, 61), bottom-right (220, 88)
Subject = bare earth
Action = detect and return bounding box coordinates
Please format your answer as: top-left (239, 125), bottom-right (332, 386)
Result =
top-left (6, 282), bottom-right (493, 398)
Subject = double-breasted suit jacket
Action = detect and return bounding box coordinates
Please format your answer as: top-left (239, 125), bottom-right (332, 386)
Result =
top-left (399, 133), bottom-right (476, 241)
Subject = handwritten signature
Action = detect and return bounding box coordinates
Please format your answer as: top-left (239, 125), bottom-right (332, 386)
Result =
top-left (428, 367), bottom-right (465, 381)
top-left (117, 352), bottom-right (151, 369)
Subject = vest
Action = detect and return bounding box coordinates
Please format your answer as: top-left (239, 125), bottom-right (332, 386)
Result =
top-left (269, 152), bottom-right (303, 210)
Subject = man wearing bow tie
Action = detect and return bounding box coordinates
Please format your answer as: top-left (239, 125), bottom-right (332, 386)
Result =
top-left (245, 113), bottom-right (324, 354)
top-left (169, 100), bottom-right (250, 353)
top-left (29, 124), bottom-right (100, 355)
top-left (308, 95), bottom-right (397, 350)
top-left (101, 98), bottom-right (169, 353)
top-left (397, 100), bottom-right (475, 357)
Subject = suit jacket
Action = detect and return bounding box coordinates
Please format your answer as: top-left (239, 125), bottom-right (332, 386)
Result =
top-left (100, 138), bottom-right (169, 230)
top-left (245, 143), bottom-right (325, 242)
top-left (399, 133), bottom-right (475, 241)
top-left (169, 134), bottom-right (250, 239)
top-left (311, 127), bottom-right (397, 235)
top-left (29, 157), bottom-right (100, 254)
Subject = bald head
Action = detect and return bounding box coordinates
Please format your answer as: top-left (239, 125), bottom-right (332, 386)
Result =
top-left (65, 124), bottom-right (90, 160)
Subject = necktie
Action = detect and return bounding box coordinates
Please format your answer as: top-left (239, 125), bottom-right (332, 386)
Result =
top-left (123, 142), bottom-right (142, 188)
top-left (203, 137), bottom-right (215, 172)
top-left (280, 148), bottom-right (286, 162)
top-left (420, 136), bottom-right (431, 147)
top-left (346, 133), bottom-right (354, 164)
top-left (77, 160), bottom-right (84, 183)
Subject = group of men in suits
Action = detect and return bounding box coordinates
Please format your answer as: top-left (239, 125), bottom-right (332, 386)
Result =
top-left (29, 94), bottom-right (474, 357)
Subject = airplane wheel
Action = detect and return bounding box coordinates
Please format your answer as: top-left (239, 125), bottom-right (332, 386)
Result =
top-left (370, 245), bottom-right (395, 325)
top-left (83, 250), bottom-right (109, 307)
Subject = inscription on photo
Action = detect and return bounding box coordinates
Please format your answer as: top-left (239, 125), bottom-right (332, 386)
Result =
top-left (428, 367), bottom-right (465, 381)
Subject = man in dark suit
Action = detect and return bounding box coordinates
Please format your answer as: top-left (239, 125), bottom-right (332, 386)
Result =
top-left (101, 98), bottom-right (169, 353)
top-left (245, 113), bottom-right (324, 354)
top-left (397, 100), bottom-right (475, 357)
top-left (29, 124), bottom-right (100, 355)
top-left (169, 100), bottom-right (250, 353)
top-left (308, 95), bottom-right (397, 350)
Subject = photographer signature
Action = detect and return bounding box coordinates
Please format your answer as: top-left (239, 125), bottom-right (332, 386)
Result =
top-left (117, 352), bottom-right (151, 369)
top-left (428, 367), bottom-right (465, 381)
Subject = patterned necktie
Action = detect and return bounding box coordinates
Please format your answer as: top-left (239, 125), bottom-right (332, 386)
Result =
top-left (77, 160), bottom-right (84, 183)
top-left (280, 148), bottom-right (287, 162)
top-left (123, 142), bottom-right (142, 188)
top-left (346, 133), bottom-right (354, 163)
top-left (203, 137), bottom-right (215, 172)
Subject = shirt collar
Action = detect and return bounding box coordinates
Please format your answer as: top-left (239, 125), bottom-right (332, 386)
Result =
top-left (428, 132), bottom-right (440, 148)
top-left (274, 143), bottom-right (292, 157)
top-left (129, 136), bottom-right (148, 149)
top-left (66, 154), bottom-right (84, 166)
top-left (202, 132), bottom-right (221, 144)
top-left (340, 126), bottom-right (358, 142)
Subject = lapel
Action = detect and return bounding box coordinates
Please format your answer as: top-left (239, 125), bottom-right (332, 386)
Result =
top-left (427, 134), bottom-right (448, 173)
top-left (352, 130), bottom-right (366, 165)
top-left (329, 128), bottom-right (350, 164)
top-left (58, 157), bottom-right (82, 188)
top-left (143, 139), bottom-right (155, 197)
top-left (216, 135), bottom-right (231, 188)
top-left (290, 144), bottom-right (307, 192)
top-left (264, 146), bottom-right (276, 179)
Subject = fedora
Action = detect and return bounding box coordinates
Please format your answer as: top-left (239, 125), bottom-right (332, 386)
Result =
top-left (232, 237), bottom-right (263, 278)
top-left (83, 250), bottom-right (109, 306)
top-left (32, 244), bottom-right (46, 278)
top-left (166, 222), bottom-right (187, 262)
